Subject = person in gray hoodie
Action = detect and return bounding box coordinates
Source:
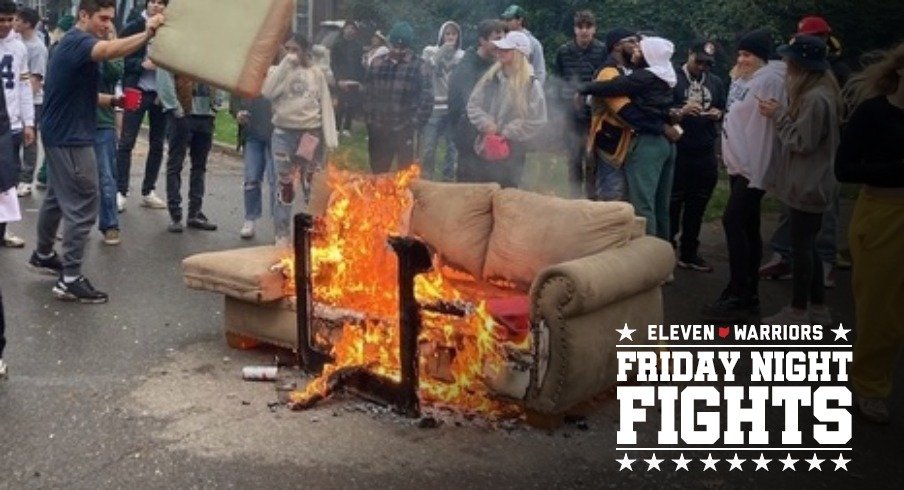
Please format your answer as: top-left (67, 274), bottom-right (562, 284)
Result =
top-left (420, 20), bottom-right (464, 181)
top-left (758, 35), bottom-right (842, 325)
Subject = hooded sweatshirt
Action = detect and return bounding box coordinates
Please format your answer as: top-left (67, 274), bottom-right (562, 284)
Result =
top-left (466, 69), bottom-right (547, 143)
top-left (762, 83), bottom-right (840, 213)
top-left (261, 55), bottom-right (338, 150)
top-left (423, 21), bottom-right (464, 115)
top-left (0, 32), bottom-right (35, 131)
top-left (721, 60), bottom-right (787, 189)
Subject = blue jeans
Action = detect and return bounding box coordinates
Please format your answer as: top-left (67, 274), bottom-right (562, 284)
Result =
top-left (420, 111), bottom-right (457, 181)
top-left (769, 196), bottom-right (839, 264)
top-left (271, 128), bottom-right (325, 239)
top-left (594, 151), bottom-right (627, 201)
top-left (94, 128), bottom-right (119, 232)
top-left (243, 135), bottom-right (276, 221)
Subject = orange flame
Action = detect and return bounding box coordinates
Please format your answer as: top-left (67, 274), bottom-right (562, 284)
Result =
top-left (281, 165), bottom-right (523, 417)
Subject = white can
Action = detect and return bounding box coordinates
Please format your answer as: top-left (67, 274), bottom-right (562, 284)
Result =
top-left (242, 366), bottom-right (278, 381)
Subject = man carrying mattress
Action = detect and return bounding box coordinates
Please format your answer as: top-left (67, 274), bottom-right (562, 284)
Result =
top-left (28, 0), bottom-right (164, 303)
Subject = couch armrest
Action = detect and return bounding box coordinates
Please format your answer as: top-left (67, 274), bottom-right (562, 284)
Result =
top-left (529, 236), bottom-right (675, 318)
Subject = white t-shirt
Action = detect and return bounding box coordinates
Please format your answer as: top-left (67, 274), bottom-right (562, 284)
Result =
top-left (22, 34), bottom-right (48, 105)
top-left (0, 32), bottom-right (35, 130)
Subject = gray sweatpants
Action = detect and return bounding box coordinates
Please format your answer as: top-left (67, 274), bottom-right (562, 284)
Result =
top-left (37, 146), bottom-right (99, 277)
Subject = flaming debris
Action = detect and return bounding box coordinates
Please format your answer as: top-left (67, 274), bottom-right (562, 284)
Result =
top-left (278, 165), bottom-right (523, 417)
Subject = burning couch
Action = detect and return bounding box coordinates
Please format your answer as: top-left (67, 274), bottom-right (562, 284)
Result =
top-left (182, 169), bottom-right (674, 416)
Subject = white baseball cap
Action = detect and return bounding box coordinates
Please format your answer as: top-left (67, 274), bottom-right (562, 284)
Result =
top-left (492, 31), bottom-right (532, 57)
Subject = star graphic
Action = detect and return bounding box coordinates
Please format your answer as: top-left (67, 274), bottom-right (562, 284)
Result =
top-left (726, 453), bottom-right (745, 471)
top-left (779, 453), bottom-right (798, 471)
top-left (672, 453), bottom-right (691, 471)
top-left (645, 453), bottom-right (663, 471)
top-left (831, 323), bottom-right (851, 341)
top-left (617, 453), bottom-right (635, 471)
top-left (700, 453), bottom-right (719, 471)
top-left (616, 323), bottom-right (636, 341)
top-left (831, 453), bottom-right (851, 471)
top-left (806, 453), bottom-right (824, 471)
top-left (752, 453), bottom-right (771, 471)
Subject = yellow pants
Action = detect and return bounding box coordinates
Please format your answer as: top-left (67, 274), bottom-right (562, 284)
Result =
top-left (850, 191), bottom-right (904, 398)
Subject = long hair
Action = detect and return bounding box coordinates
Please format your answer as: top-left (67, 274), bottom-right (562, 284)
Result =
top-left (843, 41), bottom-right (904, 117)
top-left (786, 60), bottom-right (843, 121)
top-left (475, 51), bottom-right (534, 118)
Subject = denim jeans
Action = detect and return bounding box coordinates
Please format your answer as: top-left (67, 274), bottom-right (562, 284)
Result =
top-left (19, 104), bottom-right (41, 183)
top-left (94, 128), bottom-right (119, 232)
top-left (116, 90), bottom-right (166, 196)
top-left (594, 151), bottom-right (627, 201)
top-left (769, 196), bottom-right (839, 264)
top-left (271, 127), bottom-right (325, 238)
top-left (165, 114), bottom-right (214, 222)
top-left (419, 111), bottom-right (458, 181)
top-left (243, 135), bottom-right (276, 221)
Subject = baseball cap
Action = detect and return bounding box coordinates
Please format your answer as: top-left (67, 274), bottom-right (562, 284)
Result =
top-left (777, 34), bottom-right (830, 71)
top-left (492, 30), bottom-right (532, 57)
top-left (690, 40), bottom-right (717, 63)
top-left (501, 4), bottom-right (526, 20)
top-left (797, 16), bottom-right (831, 36)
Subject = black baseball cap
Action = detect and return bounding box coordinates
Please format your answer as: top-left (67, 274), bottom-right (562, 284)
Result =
top-left (690, 40), bottom-right (717, 63)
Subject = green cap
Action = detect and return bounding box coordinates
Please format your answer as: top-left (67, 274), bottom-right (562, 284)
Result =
top-left (388, 21), bottom-right (415, 47)
top-left (501, 5), bottom-right (526, 20)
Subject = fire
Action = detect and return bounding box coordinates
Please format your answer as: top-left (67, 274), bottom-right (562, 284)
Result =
top-left (282, 165), bottom-right (523, 417)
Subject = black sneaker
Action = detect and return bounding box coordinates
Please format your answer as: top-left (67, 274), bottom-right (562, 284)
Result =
top-left (700, 292), bottom-right (757, 322)
top-left (187, 212), bottom-right (217, 231)
top-left (52, 276), bottom-right (109, 304)
top-left (28, 250), bottom-right (63, 276)
top-left (677, 255), bottom-right (714, 273)
top-left (167, 221), bottom-right (184, 233)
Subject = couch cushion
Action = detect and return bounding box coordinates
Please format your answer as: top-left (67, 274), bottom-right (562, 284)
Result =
top-left (409, 180), bottom-right (500, 278)
top-left (483, 189), bottom-right (636, 286)
top-left (182, 246), bottom-right (288, 303)
top-left (150, 0), bottom-right (293, 98)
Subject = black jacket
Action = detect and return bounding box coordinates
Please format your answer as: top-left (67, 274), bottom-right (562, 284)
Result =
top-left (672, 67), bottom-right (726, 151)
top-left (330, 36), bottom-right (364, 82)
top-left (448, 47), bottom-right (495, 151)
top-left (581, 63), bottom-right (671, 135)
top-left (119, 16), bottom-right (148, 88)
top-left (554, 38), bottom-right (607, 119)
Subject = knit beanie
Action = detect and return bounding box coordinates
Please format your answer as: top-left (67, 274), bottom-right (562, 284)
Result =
top-left (605, 27), bottom-right (636, 52)
top-left (738, 28), bottom-right (772, 62)
top-left (388, 21), bottom-right (415, 47)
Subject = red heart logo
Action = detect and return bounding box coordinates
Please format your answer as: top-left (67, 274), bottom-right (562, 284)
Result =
top-left (718, 326), bottom-right (730, 339)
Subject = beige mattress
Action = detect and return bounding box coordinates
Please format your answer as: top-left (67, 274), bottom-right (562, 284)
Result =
top-left (149, 0), bottom-right (293, 98)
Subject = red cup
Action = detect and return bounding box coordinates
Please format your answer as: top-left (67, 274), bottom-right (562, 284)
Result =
top-left (122, 87), bottom-right (142, 111)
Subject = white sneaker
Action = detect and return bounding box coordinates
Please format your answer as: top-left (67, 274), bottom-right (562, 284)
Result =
top-left (763, 306), bottom-right (809, 325)
top-left (140, 190), bottom-right (167, 209)
top-left (0, 359), bottom-right (7, 379)
top-left (116, 192), bottom-right (127, 213)
top-left (808, 305), bottom-right (833, 326)
top-left (16, 182), bottom-right (32, 197)
top-left (274, 236), bottom-right (290, 248)
top-left (2, 233), bottom-right (25, 248)
top-left (240, 220), bottom-right (255, 239)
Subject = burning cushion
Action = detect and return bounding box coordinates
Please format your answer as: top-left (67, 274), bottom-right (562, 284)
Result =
top-left (182, 246), bottom-right (288, 303)
top-left (483, 189), bottom-right (636, 286)
top-left (149, 0), bottom-right (293, 98)
top-left (409, 180), bottom-right (500, 278)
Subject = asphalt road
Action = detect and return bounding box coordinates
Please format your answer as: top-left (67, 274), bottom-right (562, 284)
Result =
top-left (0, 141), bottom-right (901, 489)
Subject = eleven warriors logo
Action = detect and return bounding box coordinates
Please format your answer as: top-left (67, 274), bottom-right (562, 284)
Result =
top-left (613, 322), bottom-right (853, 472)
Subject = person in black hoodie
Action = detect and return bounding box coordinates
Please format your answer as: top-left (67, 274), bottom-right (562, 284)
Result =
top-left (330, 20), bottom-right (364, 137)
top-left (579, 36), bottom-right (679, 240)
top-left (669, 40), bottom-right (725, 272)
top-left (115, 0), bottom-right (168, 210)
top-left (553, 10), bottom-right (607, 198)
top-left (448, 19), bottom-right (505, 182)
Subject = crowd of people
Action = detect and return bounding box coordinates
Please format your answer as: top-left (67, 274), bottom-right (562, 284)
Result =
top-left (0, 1), bottom-right (901, 424)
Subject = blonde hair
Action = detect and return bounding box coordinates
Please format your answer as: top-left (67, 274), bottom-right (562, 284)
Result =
top-left (475, 51), bottom-right (534, 117)
top-left (786, 60), bottom-right (843, 121)
top-left (843, 41), bottom-right (904, 116)
top-left (729, 56), bottom-right (766, 81)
